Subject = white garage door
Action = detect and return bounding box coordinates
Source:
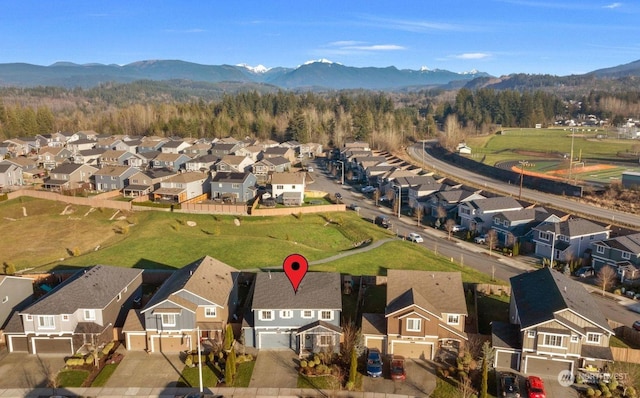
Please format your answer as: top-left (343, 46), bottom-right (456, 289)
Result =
top-left (392, 341), bottom-right (433, 360)
top-left (259, 331), bottom-right (292, 350)
top-left (524, 357), bottom-right (573, 376)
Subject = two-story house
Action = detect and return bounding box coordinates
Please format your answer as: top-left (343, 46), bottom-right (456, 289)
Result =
top-left (210, 142), bottom-right (243, 158)
top-left (182, 142), bottom-right (213, 158)
top-left (123, 256), bottom-right (239, 352)
top-left (591, 233), bottom-right (640, 275)
top-left (270, 172), bottom-right (306, 206)
top-left (491, 207), bottom-right (563, 247)
top-left (43, 163), bottom-right (98, 191)
top-left (430, 188), bottom-right (485, 221)
top-left (458, 196), bottom-right (523, 233)
top-left (38, 146), bottom-right (73, 170)
top-left (93, 165), bottom-right (139, 192)
top-left (0, 162), bottom-right (24, 187)
top-left (362, 270), bottom-right (467, 359)
top-left (210, 172), bottom-right (257, 203)
top-left (0, 276), bottom-right (33, 348)
top-left (152, 172), bottom-right (210, 203)
top-left (215, 155), bottom-right (254, 173)
top-left (260, 147), bottom-right (296, 163)
top-left (123, 169), bottom-right (177, 197)
top-left (185, 154), bottom-right (219, 173)
top-left (67, 138), bottom-right (97, 153)
top-left (235, 145), bottom-right (263, 162)
top-left (492, 267), bottom-right (613, 376)
top-left (252, 156), bottom-right (291, 182)
top-left (152, 153), bottom-right (191, 172)
top-left (138, 138), bottom-right (168, 153)
top-left (243, 272), bottom-right (342, 356)
top-left (4, 265), bottom-right (142, 354)
top-left (532, 218), bottom-right (611, 263)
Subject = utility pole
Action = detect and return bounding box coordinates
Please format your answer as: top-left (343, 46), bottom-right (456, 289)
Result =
top-left (519, 160), bottom-right (525, 200)
top-left (568, 128), bottom-right (575, 183)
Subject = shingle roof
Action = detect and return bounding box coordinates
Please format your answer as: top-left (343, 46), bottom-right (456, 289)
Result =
top-left (361, 313), bottom-right (386, 335)
top-left (469, 196), bottom-right (522, 212)
top-left (596, 233), bottom-right (640, 254)
top-left (212, 171), bottom-right (251, 183)
top-left (491, 321), bottom-right (521, 349)
top-left (251, 272), bottom-right (341, 310)
top-left (22, 265), bottom-right (142, 315)
top-left (534, 218), bottom-right (608, 237)
top-left (94, 165), bottom-right (134, 177)
top-left (143, 256), bottom-right (238, 313)
top-left (50, 163), bottom-right (90, 174)
top-left (386, 270), bottom-right (467, 316)
top-left (510, 267), bottom-right (613, 333)
top-left (271, 172), bottom-right (305, 185)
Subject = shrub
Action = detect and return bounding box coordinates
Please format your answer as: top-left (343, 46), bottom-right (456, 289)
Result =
top-left (608, 380), bottom-right (618, 390)
top-left (185, 355), bottom-right (193, 367)
top-left (300, 360), bottom-right (308, 368)
top-left (346, 381), bottom-right (355, 391)
top-left (102, 342), bottom-right (115, 356)
top-left (586, 387), bottom-right (595, 396)
top-left (594, 390), bottom-right (602, 397)
top-left (626, 386), bottom-right (637, 397)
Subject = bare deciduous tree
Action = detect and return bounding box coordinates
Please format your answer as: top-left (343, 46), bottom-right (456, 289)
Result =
top-left (414, 205), bottom-right (424, 227)
top-left (596, 265), bottom-right (618, 296)
top-left (445, 219), bottom-right (456, 240)
top-left (486, 229), bottom-right (498, 257)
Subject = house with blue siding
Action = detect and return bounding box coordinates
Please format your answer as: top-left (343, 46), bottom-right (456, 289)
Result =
top-left (93, 165), bottom-right (139, 192)
top-left (532, 218), bottom-right (610, 263)
top-left (210, 172), bottom-right (257, 203)
top-left (243, 272), bottom-right (342, 356)
top-left (123, 256), bottom-right (239, 352)
top-left (591, 233), bottom-right (640, 276)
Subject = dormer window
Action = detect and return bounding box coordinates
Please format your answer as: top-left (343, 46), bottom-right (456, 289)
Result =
top-left (447, 315), bottom-right (460, 325)
top-left (406, 318), bottom-right (422, 332)
top-left (587, 333), bottom-right (601, 345)
top-left (205, 307), bottom-right (217, 318)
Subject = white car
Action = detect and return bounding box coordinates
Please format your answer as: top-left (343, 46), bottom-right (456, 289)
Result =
top-left (474, 235), bottom-right (486, 244)
top-left (407, 233), bottom-right (424, 243)
top-left (361, 186), bottom-right (376, 193)
top-left (451, 224), bottom-right (466, 232)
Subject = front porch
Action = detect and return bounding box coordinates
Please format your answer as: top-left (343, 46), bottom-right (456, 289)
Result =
top-left (296, 321), bottom-right (341, 358)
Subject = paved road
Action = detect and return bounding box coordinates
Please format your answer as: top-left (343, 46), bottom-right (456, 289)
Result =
top-left (407, 141), bottom-right (640, 229)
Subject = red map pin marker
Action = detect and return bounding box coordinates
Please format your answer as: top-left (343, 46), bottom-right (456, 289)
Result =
top-left (283, 253), bottom-right (308, 294)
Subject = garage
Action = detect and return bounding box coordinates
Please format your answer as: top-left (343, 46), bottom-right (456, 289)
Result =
top-left (151, 335), bottom-right (190, 352)
top-left (33, 337), bottom-right (73, 354)
top-left (391, 340), bottom-right (433, 360)
top-left (524, 356), bottom-right (574, 376)
top-left (125, 333), bottom-right (147, 351)
top-left (494, 349), bottom-right (520, 371)
top-left (7, 335), bottom-right (28, 352)
top-left (258, 331), bottom-right (292, 350)
top-left (364, 335), bottom-right (386, 355)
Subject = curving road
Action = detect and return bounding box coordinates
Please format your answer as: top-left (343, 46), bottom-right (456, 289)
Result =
top-left (408, 141), bottom-right (640, 229)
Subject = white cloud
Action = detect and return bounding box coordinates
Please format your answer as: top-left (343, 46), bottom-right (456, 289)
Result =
top-left (322, 41), bottom-right (406, 53)
top-left (453, 53), bottom-right (491, 60)
top-left (359, 15), bottom-right (467, 32)
top-left (604, 2), bottom-right (622, 9)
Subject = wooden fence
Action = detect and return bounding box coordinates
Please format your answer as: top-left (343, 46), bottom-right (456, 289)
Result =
top-left (251, 204), bottom-right (345, 216)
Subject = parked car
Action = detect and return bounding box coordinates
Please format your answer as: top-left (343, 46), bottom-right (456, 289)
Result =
top-left (574, 266), bottom-right (595, 278)
top-left (633, 320), bottom-right (640, 331)
top-left (500, 372), bottom-right (521, 398)
top-left (366, 348), bottom-right (383, 378)
top-left (390, 355), bottom-right (406, 381)
top-left (361, 185), bottom-right (376, 193)
top-left (348, 203), bottom-right (362, 212)
top-left (474, 235), bottom-right (487, 244)
top-left (525, 375), bottom-right (546, 398)
top-left (407, 232), bottom-right (424, 243)
top-left (451, 224), bottom-right (466, 232)
top-left (375, 215), bottom-right (392, 229)
top-left (306, 166), bottom-right (314, 172)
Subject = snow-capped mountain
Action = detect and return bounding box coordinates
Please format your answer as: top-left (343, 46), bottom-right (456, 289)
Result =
top-left (236, 63), bottom-right (270, 74)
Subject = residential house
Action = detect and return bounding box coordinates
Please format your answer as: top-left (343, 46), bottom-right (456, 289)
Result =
top-left (161, 140), bottom-right (191, 154)
top-left (67, 138), bottom-right (97, 153)
top-left (98, 150), bottom-right (137, 168)
top-left (2, 139), bottom-right (29, 156)
top-left (258, 139), bottom-right (279, 149)
top-left (385, 175), bottom-right (439, 205)
top-left (38, 147), bottom-right (73, 170)
top-left (270, 172), bottom-right (306, 206)
top-left (215, 155), bottom-right (254, 173)
top-left (252, 156), bottom-right (291, 182)
top-left (362, 270), bottom-right (467, 359)
top-left (408, 180), bottom-right (447, 210)
top-left (76, 130), bottom-right (99, 141)
top-left (299, 142), bottom-right (323, 158)
top-left (16, 136), bottom-right (41, 153)
top-left (152, 153), bottom-right (191, 172)
top-left (93, 165), bottom-right (139, 192)
top-left (210, 172), bottom-right (257, 203)
top-left (123, 256), bottom-right (239, 352)
top-left (185, 154), bottom-right (219, 173)
top-left (0, 276), bottom-right (33, 347)
top-left (4, 265), bottom-right (142, 354)
top-left (55, 131), bottom-right (80, 143)
top-left (43, 163), bottom-right (98, 191)
top-left (152, 172), bottom-right (210, 203)
top-left (491, 207), bottom-right (563, 246)
top-left (429, 189), bottom-right (485, 220)
top-left (0, 162), bottom-right (24, 187)
top-left (492, 267), bottom-right (613, 376)
top-left (458, 196), bottom-right (523, 233)
top-left (95, 137), bottom-right (124, 151)
top-left (210, 142), bottom-right (242, 158)
top-left (123, 169), bottom-right (176, 197)
top-left (375, 168), bottom-right (417, 188)
top-left (281, 140), bottom-right (301, 152)
top-left (261, 147), bottom-right (296, 163)
top-left (182, 142), bottom-right (212, 158)
top-left (2, 157), bottom-right (39, 180)
top-left (75, 148), bottom-right (106, 167)
top-left (138, 138), bottom-right (168, 153)
top-left (235, 145), bottom-right (263, 162)
top-left (591, 233), bottom-right (640, 276)
top-left (114, 139), bottom-right (141, 154)
top-left (532, 218), bottom-right (610, 263)
top-left (243, 272), bottom-right (342, 356)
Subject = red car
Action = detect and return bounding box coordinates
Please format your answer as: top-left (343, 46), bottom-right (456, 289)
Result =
top-left (390, 355), bottom-right (406, 381)
top-left (526, 375), bottom-right (546, 398)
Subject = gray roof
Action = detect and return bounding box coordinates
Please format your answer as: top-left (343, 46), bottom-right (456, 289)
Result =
top-left (496, 208), bottom-right (546, 223)
top-left (0, 163), bottom-right (15, 173)
top-left (436, 189), bottom-right (482, 204)
top-left (386, 270), bottom-right (467, 316)
top-left (49, 163), bottom-right (91, 174)
top-left (252, 272), bottom-right (341, 310)
top-left (362, 313), bottom-right (386, 336)
top-left (212, 171), bottom-right (252, 184)
top-left (22, 265), bottom-right (142, 315)
top-left (596, 233), bottom-right (640, 254)
top-left (534, 218), bottom-right (608, 237)
top-left (510, 267), bottom-right (613, 333)
top-left (469, 196), bottom-right (522, 212)
top-left (143, 256), bottom-right (238, 313)
top-left (491, 321), bottom-right (521, 349)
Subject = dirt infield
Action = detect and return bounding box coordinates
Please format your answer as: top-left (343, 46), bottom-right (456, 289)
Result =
top-left (510, 166), bottom-right (565, 181)
top-left (547, 164), bottom-right (617, 176)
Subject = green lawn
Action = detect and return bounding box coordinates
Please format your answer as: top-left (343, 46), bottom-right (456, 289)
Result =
top-left (231, 361), bottom-right (255, 387)
top-left (90, 363), bottom-right (118, 387)
top-left (297, 374), bottom-right (341, 389)
top-left (56, 369), bottom-right (89, 387)
top-left (178, 364), bottom-right (222, 388)
top-left (361, 284), bottom-right (386, 314)
top-left (477, 293), bottom-right (510, 334)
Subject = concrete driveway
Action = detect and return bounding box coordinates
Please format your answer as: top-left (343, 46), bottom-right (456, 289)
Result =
top-left (105, 350), bottom-right (186, 388)
top-left (249, 350), bottom-right (299, 388)
top-left (0, 353), bottom-right (66, 389)
top-left (363, 358), bottom-right (436, 397)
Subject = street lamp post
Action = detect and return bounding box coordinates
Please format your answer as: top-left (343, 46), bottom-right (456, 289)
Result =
top-left (549, 230), bottom-right (557, 267)
top-left (336, 160), bottom-right (345, 185)
top-left (197, 326), bottom-right (203, 393)
top-left (518, 160), bottom-right (525, 200)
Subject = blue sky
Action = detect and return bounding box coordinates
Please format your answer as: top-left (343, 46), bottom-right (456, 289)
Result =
top-left (2, 0), bottom-right (639, 76)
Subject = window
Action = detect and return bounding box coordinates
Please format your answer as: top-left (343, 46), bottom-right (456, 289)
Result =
top-left (291, 185), bottom-right (296, 189)
top-left (596, 245), bottom-right (605, 254)
top-left (276, 185), bottom-right (284, 190)
top-left (62, 315), bottom-right (70, 321)
top-left (406, 318), bottom-right (422, 332)
top-left (280, 310), bottom-right (293, 319)
top-left (84, 309), bottom-right (96, 321)
top-left (527, 330), bottom-right (536, 338)
top-left (447, 315), bottom-right (460, 325)
top-left (38, 315), bottom-right (55, 330)
top-left (161, 313), bottom-right (176, 327)
top-left (259, 310), bottom-right (273, 321)
top-left (26, 315), bottom-right (32, 321)
top-left (493, 217), bottom-right (500, 225)
top-left (204, 307), bottom-right (217, 318)
top-left (622, 252), bottom-right (631, 260)
top-left (539, 232), bottom-right (550, 241)
top-left (318, 335), bottom-right (332, 347)
top-left (571, 335), bottom-right (579, 343)
top-left (587, 333), bottom-right (601, 344)
top-left (301, 310), bottom-right (314, 319)
top-left (232, 183), bottom-right (240, 189)
top-left (503, 220), bottom-right (509, 227)
top-left (320, 310), bottom-right (333, 321)
top-left (543, 334), bottom-right (563, 347)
